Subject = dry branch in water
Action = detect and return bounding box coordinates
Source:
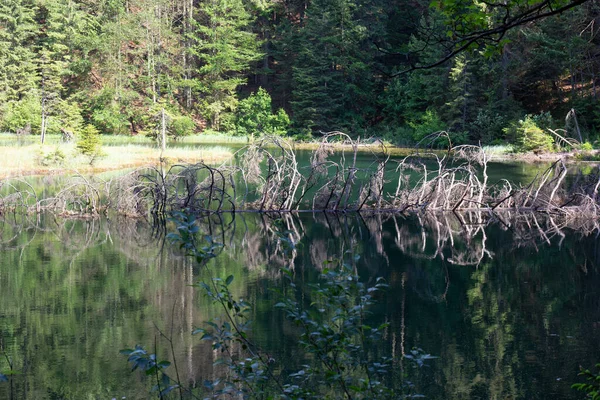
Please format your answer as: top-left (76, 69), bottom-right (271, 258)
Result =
top-left (0, 133), bottom-right (599, 219)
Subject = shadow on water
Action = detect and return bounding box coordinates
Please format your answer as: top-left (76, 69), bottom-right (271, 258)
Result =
top-left (0, 211), bottom-right (598, 398)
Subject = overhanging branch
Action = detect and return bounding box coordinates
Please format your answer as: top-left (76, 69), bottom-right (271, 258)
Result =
top-left (384, 0), bottom-right (592, 76)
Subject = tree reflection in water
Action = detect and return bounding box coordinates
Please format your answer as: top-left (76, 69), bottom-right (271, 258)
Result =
top-left (0, 211), bottom-right (598, 399)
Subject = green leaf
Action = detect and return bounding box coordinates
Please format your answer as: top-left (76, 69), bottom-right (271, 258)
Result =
top-left (225, 275), bottom-right (234, 286)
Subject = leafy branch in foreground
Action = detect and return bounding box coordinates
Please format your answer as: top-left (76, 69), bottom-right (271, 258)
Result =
top-left (121, 212), bottom-right (435, 398)
top-left (120, 345), bottom-right (178, 398)
top-left (0, 347), bottom-right (20, 385)
top-left (572, 363), bottom-right (600, 400)
top-left (273, 261), bottom-right (414, 399)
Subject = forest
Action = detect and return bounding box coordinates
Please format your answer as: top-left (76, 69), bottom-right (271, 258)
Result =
top-left (1, 0), bottom-right (599, 148)
top-left (3, 1), bottom-right (600, 399)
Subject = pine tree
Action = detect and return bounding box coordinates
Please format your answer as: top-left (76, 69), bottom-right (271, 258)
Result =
top-left (0, 0), bottom-right (38, 103)
top-left (445, 54), bottom-right (473, 133)
top-left (288, 0), bottom-right (378, 135)
top-left (190, 0), bottom-right (262, 131)
top-left (35, 0), bottom-right (99, 142)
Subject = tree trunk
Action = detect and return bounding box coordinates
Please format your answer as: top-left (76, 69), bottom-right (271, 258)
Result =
top-left (161, 108), bottom-right (167, 152)
top-left (40, 98), bottom-right (46, 144)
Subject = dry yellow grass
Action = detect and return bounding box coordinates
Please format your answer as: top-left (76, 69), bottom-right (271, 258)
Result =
top-left (0, 144), bottom-right (233, 178)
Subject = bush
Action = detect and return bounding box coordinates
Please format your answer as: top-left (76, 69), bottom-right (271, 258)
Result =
top-left (88, 88), bottom-right (134, 135)
top-left (580, 142), bottom-right (594, 151)
top-left (142, 105), bottom-right (196, 142)
top-left (573, 98), bottom-right (600, 139)
top-left (235, 88), bottom-right (290, 137)
top-left (506, 116), bottom-right (554, 153)
top-left (529, 111), bottom-right (555, 131)
top-left (0, 94), bottom-right (42, 134)
top-left (408, 110), bottom-right (447, 143)
top-left (450, 130), bottom-right (469, 145)
top-left (47, 100), bottom-right (84, 136)
top-left (468, 110), bottom-right (508, 143)
top-left (379, 125), bottom-right (415, 146)
top-left (92, 105), bottom-right (130, 135)
top-left (170, 115), bottom-right (195, 140)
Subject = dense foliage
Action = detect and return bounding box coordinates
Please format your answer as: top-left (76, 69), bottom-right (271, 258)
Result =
top-left (0, 0), bottom-right (598, 148)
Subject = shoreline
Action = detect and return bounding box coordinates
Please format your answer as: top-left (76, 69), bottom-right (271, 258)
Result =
top-left (291, 140), bottom-right (600, 164)
top-left (0, 133), bottom-right (597, 180)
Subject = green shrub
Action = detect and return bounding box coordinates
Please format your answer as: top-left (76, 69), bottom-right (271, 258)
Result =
top-left (573, 98), bottom-right (600, 139)
top-left (47, 100), bottom-right (84, 136)
top-left (450, 130), bottom-right (469, 145)
top-left (378, 125), bottom-right (415, 146)
top-left (92, 105), bottom-right (130, 135)
top-left (580, 141), bottom-right (594, 151)
top-left (170, 115), bottom-right (195, 140)
top-left (529, 111), bottom-right (555, 131)
top-left (271, 108), bottom-right (291, 134)
top-left (506, 116), bottom-right (554, 153)
top-left (235, 88), bottom-right (290, 137)
top-left (142, 105), bottom-right (196, 142)
top-left (408, 110), bottom-right (447, 143)
top-left (0, 94), bottom-right (42, 134)
top-left (468, 110), bottom-right (508, 143)
top-left (88, 88), bottom-right (133, 135)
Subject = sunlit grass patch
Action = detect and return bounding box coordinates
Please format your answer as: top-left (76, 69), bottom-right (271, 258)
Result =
top-left (0, 143), bottom-right (233, 178)
top-left (100, 135), bottom-right (155, 145)
top-left (179, 133), bottom-right (250, 144)
top-left (482, 144), bottom-right (514, 155)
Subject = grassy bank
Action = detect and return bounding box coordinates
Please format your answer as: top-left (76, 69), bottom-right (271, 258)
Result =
top-left (0, 133), bottom-right (595, 177)
top-left (0, 143), bottom-right (233, 178)
top-left (0, 132), bottom-right (249, 146)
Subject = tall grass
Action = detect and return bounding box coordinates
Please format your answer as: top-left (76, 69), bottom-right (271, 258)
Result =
top-left (102, 132), bottom-right (250, 145)
top-left (0, 143), bottom-right (233, 178)
top-left (100, 135), bottom-right (155, 145)
top-left (179, 133), bottom-right (249, 144)
top-left (482, 144), bottom-right (514, 155)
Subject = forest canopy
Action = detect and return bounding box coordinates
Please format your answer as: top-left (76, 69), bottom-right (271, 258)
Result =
top-left (0, 0), bottom-right (598, 146)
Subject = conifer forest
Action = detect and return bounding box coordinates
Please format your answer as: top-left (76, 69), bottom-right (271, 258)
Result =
top-left (0, 0), bottom-right (598, 145)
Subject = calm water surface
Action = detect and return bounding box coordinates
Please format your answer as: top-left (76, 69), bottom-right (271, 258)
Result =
top-left (0, 210), bottom-right (598, 399)
top-left (0, 145), bottom-right (598, 399)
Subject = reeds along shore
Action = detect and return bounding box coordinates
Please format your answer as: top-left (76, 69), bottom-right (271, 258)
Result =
top-left (0, 132), bottom-right (599, 219)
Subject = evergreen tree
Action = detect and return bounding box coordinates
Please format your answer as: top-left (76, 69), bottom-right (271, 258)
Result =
top-left (379, 12), bottom-right (448, 129)
top-left (0, 0), bottom-right (38, 103)
top-left (289, 0), bottom-right (377, 135)
top-left (35, 0), bottom-right (98, 141)
top-left (190, 0), bottom-right (262, 131)
top-left (445, 54), bottom-right (473, 133)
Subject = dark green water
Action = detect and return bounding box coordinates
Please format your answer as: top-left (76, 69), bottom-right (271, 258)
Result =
top-left (0, 211), bottom-right (599, 399)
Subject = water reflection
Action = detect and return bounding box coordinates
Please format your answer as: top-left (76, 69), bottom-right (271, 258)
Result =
top-left (0, 211), bottom-right (598, 399)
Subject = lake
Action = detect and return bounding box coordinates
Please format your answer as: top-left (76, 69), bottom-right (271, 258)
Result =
top-left (0, 207), bottom-right (599, 399)
top-left (0, 141), bottom-right (598, 399)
